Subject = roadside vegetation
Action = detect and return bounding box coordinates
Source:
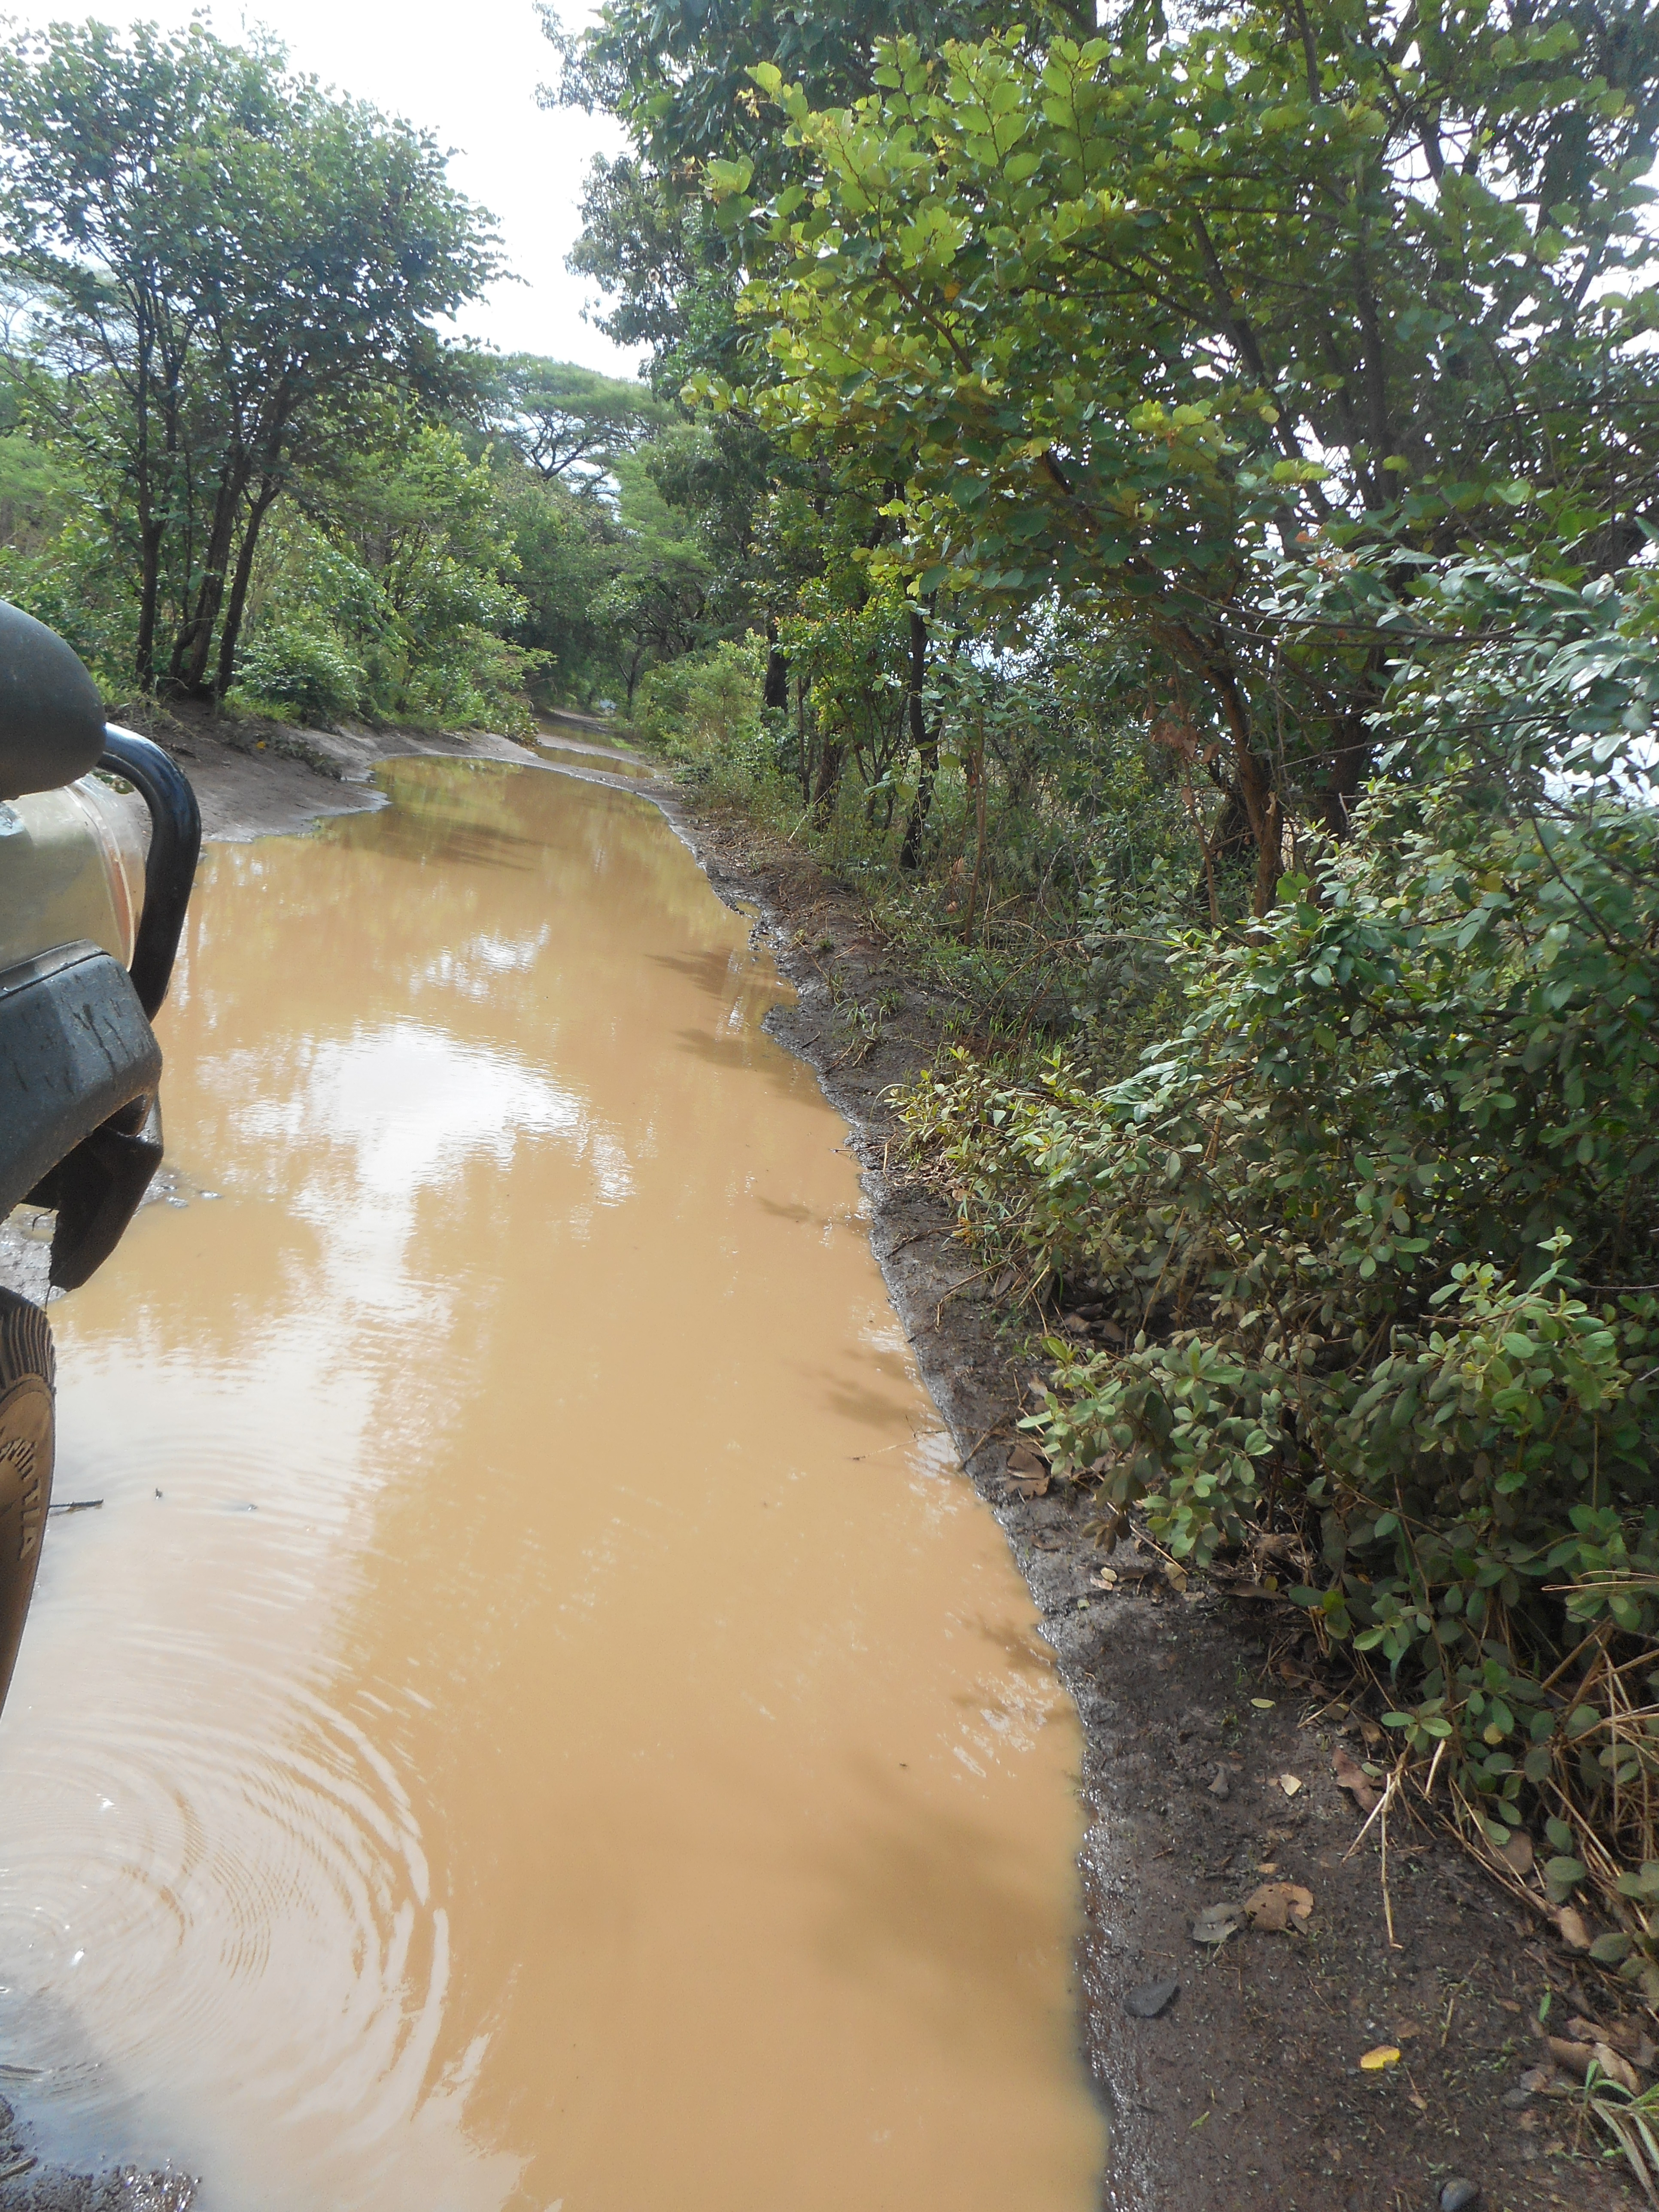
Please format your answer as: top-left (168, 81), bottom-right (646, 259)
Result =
top-left (4, 0), bottom-right (1659, 2003)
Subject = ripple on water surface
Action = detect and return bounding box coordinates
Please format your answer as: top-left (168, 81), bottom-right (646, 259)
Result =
top-left (0, 760), bottom-right (1106, 2212)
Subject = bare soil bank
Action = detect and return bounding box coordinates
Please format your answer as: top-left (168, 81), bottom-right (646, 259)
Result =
top-left (3, 707), bottom-right (1644, 2212)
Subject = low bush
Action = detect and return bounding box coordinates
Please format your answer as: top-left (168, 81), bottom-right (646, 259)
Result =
top-left (635, 633), bottom-right (788, 804)
top-left (231, 621), bottom-right (365, 724)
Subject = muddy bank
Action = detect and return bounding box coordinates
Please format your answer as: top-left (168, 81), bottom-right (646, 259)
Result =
top-left (110, 695), bottom-right (547, 840)
top-left (3, 715), bottom-right (1643, 2211)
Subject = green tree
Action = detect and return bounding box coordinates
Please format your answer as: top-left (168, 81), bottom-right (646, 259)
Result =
top-left (478, 354), bottom-right (666, 482)
top-left (702, 3), bottom-right (1659, 903)
top-left (599, 452), bottom-right (714, 706)
top-left (0, 19), bottom-right (496, 698)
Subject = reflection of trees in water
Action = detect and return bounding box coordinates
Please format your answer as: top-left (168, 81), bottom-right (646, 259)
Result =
top-left (330, 761), bottom-right (550, 873)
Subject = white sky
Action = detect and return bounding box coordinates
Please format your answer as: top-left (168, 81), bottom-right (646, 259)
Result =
top-left (0, 2), bottom-right (640, 377)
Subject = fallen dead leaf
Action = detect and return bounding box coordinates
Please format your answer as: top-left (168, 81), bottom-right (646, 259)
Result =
top-left (1499, 1831), bottom-right (1535, 1878)
top-left (1244, 1881), bottom-right (1314, 1933)
top-left (1552, 1904), bottom-right (1592, 1951)
top-left (1547, 2036), bottom-right (1641, 2094)
top-left (1358, 1718), bottom-right (1383, 1749)
top-left (1585, 2019), bottom-right (1657, 2070)
top-left (1191, 1902), bottom-right (1243, 1946)
top-left (1332, 1744), bottom-right (1379, 1814)
top-left (1360, 2045), bottom-right (1401, 2071)
top-left (1595, 2042), bottom-right (1643, 2093)
top-left (1006, 1443), bottom-right (1051, 1499)
top-left (1250, 1697), bottom-right (1275, 1710)
top-left (1278, 1772), bottom-right (1304, 1797)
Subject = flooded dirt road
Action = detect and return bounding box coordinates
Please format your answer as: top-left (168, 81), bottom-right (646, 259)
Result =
top-left (0, 760), bottom-right (1106, 2210)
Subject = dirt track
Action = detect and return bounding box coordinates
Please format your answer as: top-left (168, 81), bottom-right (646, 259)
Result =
top-left (1, 706), bottom-right (1644, 2212)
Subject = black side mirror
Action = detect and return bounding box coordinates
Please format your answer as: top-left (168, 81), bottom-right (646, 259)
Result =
top-left (0, 599), bottom-right (107, 801)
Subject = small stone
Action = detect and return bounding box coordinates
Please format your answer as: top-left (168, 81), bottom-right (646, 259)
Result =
top-left (1124, 1977), bottom-right (1179, 2020)
top-left (1439, 2181), bottom-right (1481, 2212)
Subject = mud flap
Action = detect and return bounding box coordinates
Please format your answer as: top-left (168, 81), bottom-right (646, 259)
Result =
top-left (31, 1094), bottom-right (164, 1290)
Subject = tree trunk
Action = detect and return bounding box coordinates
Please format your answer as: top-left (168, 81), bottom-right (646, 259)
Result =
top-left (898, 607), bottom-right (936, 872)
top-left (134, 517), bottom-right (165, 690)
top-left (961, 716), bottom-right (988, 943)
top-left (764, 620), bottom-right (788, 711)
top-left (173, 459), bottom-right (248, 694)
top-left (812, 732), bottom-right (845, 817)
top-left (794, 674), bottom-right (811, 805)
top-left (214, 479), bottom-right (280, 699)
top-left (1175, 626), bottom-right (1283, 915)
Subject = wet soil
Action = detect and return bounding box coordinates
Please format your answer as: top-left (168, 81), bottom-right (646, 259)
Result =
top-left (3, 707), bottom-right (1647, 2212)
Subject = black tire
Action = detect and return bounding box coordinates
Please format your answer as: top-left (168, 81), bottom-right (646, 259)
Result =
top-left (0, 1290), bottom-right (52, 1720)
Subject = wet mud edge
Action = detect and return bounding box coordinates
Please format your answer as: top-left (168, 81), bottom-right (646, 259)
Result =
top-left (1, 721), bottom-right (1641, 2212)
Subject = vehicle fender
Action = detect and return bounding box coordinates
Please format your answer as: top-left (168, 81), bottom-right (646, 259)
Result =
top-left (0, 941), bottom-right (161, 1216)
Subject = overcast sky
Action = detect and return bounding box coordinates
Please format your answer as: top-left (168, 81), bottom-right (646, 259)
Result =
top-left (0, 1), bottom-right (640, 377)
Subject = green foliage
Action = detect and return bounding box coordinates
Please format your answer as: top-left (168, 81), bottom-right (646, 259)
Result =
top-left (899, 563), bottom-right (1659, 1884)
top-left (699, 2), bottom-right (1659, 900)
top-left (478, 356), bottom-right (667, 481)
top-left (594, 453), bottom-right (715, 706)
top-left (230, 622), bottom-right (365, 723)
top-left (633, 632), bottom-right (775, 793)
top-left (0, 17), bottom-right (497, 697)
top-left (235, 423), bottom-right (537, 732)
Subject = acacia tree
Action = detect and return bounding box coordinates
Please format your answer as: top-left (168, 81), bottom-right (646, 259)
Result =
top-left (699, 0), bottom-right (1659, 905)
top-left (477, 356), bottom-right (665, 483)
top-left (0, 20), bottom-right (497, 698)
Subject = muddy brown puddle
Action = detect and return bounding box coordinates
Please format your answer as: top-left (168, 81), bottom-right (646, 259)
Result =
top-left (0, 760), bottom-right (1106, 2210)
